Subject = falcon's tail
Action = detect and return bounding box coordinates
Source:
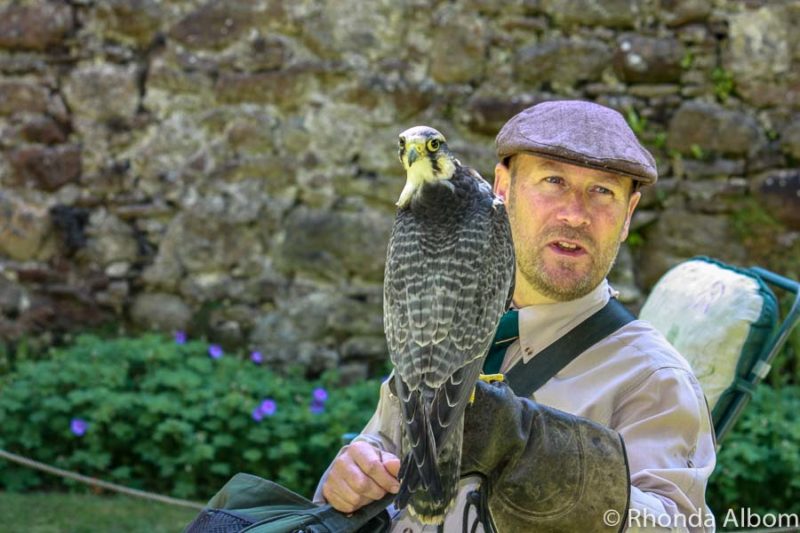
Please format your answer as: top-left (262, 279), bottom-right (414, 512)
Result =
top-left (395, 395), bottom-right (443, 509)
top-left (401, 418), bottom-right (465, 525)
top-left (394, 455), bottom-right (417, 509)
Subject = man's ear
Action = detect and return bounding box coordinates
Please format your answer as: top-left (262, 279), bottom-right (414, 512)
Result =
top-left (494, 162), bottom-right (511, 202)
top-left (620, 190), bottom-right (642, 242)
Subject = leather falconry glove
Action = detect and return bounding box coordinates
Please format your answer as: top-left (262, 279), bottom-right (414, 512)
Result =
top-left (461, 379), bottom-right (630, 532)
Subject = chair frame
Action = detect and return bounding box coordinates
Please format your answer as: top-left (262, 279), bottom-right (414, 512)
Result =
top-left (714, 266), bottom-right (800, 443)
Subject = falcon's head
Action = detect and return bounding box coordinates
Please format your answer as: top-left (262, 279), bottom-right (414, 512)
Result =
top-left (396, 126), bottom-right (457, 208)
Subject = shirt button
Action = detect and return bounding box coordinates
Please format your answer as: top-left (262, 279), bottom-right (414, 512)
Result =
top-left (524, 347), bottom-right (532, 355)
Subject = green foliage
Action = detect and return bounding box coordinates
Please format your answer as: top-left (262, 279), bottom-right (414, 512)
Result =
top-left (1, 323), bottom-right (125, 379)
top-left (625, 108), bottom-right (668, 158)
top-left (625, 108), bottom-right (647, 137)
top-left (731, 199), bottom-right (783, 238)
top-left (0, 336), bottom-right (46, 378)
top-left (626, 230), bottom-right (644, 249)
top-left (711, 67), bottom-right (735, 103)
top-left (0, 334), bottom-right (383, 500)
top-left (653, 131), bottom-right (668, 150)
top-left (680, 50), bottom-right (694, 70)
top-left (708, 385), bottom-right (800, 519)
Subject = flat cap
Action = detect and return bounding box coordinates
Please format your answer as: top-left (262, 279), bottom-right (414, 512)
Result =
top-left (496, 100), bottom-right (658, 185)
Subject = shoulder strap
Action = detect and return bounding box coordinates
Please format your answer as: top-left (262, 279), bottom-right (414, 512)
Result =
top-left (504, 298), bottom-right (635, 398)
top-left (242, 495), bottom-right (393, 533)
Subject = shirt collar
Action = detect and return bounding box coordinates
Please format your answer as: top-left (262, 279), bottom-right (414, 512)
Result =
top-left (516, 279), bottom-right (618, 363)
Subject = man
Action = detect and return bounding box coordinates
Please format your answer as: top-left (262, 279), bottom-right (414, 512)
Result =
top-left (315, 100), bottom-right (716, 531)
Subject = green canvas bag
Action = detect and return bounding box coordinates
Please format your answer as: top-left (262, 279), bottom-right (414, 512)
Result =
top-left (184, 473), bottom-right (393, 533)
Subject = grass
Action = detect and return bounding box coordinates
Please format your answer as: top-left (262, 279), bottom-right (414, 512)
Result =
top-left (0, 491), bottom-right (199, 533)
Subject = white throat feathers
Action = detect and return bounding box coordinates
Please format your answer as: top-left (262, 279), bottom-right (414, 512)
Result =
top-left (396, 126), bottom-right (457, 208)
top-left (397, 154), bottom-right (456, 208)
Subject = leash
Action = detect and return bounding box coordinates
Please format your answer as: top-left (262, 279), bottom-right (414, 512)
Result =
top-left (0, 447), bottom-right (204, 510)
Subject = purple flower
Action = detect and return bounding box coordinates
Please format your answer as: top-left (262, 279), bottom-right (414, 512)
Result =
top-left (312, 387), bottom-right (328, 403)
top-left (174, 331), bottom-right (187, 344)
top-left (70, 418), bottom-right (88, 437)
top-left (309, 401), bottom-right (325, 415)
top-left (259, 399), bottom-right (277, 417)
top-left (208, 344), bottom-right (223, 359)
top-left (250, 351), bottom-right (263, 365)
top-left (251, 406), bottom-right (264, 422)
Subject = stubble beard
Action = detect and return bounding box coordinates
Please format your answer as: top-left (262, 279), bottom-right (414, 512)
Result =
top-left (517, 229), bottom-right (622, 302)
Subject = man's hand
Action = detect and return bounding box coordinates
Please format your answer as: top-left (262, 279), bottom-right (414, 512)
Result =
top-left (321, 440), bottom-right (401, 513)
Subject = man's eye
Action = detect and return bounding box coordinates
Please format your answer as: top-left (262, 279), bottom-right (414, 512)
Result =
top-left (544, 176), bottom-right (564, 185)
top-left (592, 186), bottom-right (614, 195)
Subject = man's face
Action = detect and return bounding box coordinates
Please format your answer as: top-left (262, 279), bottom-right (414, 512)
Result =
top-left (494, 154), bottom-right (641, 306)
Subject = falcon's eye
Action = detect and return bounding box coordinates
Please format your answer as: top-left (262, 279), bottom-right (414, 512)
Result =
top-left (427, 138), bottom-right (441, 152)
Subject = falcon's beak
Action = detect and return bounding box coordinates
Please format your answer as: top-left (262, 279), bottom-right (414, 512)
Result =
top-left (407, 146), bottom-right (419, 166)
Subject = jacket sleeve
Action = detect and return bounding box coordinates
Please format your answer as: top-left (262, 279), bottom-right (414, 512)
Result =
top-left (612, 367), bottom-right (717, 532)
top-left (312, 379), bottom-right (403, 504)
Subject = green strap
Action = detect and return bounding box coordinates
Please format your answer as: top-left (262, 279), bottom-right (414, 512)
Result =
top-left (308, 493), bottom-right (394, 532)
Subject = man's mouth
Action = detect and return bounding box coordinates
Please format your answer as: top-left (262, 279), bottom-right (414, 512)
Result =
top-left (548, 240), bottom-right (587, 256)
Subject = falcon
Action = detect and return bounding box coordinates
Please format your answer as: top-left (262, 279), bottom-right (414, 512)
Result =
top-left (384, 126), bottom-right (515, 524)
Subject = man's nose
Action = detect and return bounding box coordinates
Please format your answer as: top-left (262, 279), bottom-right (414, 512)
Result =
top-left (555, 191), bottom-right (591, 227)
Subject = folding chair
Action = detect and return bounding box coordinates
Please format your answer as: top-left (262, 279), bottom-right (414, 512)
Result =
top-left (639, 256), bottom-right (800, 444)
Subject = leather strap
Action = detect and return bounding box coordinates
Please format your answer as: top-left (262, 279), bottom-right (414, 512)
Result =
top-left (504, 298), bottom-right (635, 398)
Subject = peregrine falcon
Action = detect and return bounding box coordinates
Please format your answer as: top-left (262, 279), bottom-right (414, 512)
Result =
top-left (384, 126), bottom-right (515, 524)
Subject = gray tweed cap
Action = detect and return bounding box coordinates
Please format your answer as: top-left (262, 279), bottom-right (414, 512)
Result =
top-left (495, 100), bottom-right (658, 185)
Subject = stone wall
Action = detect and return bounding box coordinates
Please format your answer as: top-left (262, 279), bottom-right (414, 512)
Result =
top-left (1, 0), bottom-right (799, 379)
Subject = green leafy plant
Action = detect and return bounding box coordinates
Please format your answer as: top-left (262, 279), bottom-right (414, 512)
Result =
top-left (680, 51), bottom-right (694, 70)
top-left (0, 334), bottom-right (383, 500)
top-left (625, 108), bottom-right (669, 158)
top-left (626, 108), bottom-right (648, 137)
top-left (0, 336), bottom-right (41, 378)
top-left (653, 131), bottom-right (668, 150)
top-left (626, 230), bottom-right (645, 249)
top-left (708, 385), bottom-right (800, 520)
top-left (711, 67), bottom-right (735, 103)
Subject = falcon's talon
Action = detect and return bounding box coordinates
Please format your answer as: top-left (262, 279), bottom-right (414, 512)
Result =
top-left (469, 374), bottom-right (505, 403)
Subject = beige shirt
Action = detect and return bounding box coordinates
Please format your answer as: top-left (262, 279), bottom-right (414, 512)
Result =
top-left (316, 280), bottom-right (717, 532)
